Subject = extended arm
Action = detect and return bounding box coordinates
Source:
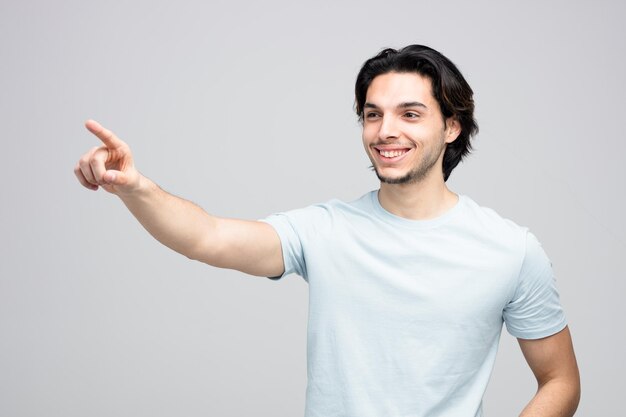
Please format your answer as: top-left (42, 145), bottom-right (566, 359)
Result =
top-left (74, 120), bottom-right (284, 277)
top-left (517, 326), bottom-right (580, 417)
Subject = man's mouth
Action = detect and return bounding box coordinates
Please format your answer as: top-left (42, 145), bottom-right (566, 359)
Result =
top-left (374, 146), bottom-right (412, 161)
top-left (379, 149), bottom-right (408, 158)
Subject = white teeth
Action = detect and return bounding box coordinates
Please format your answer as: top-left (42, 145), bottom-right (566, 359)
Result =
top-left (380, 150), bottom-right (406, 158)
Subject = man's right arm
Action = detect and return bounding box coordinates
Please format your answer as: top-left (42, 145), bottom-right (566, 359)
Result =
top-left (74, 120), bottom-right (284, 278)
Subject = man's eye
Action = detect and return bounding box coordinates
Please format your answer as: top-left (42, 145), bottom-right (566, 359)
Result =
top-left (365, 112), bottom-right (380, 119)
top-left (404, 112), bottom-right (419, 119)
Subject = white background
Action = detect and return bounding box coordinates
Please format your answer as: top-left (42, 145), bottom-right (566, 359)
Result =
top-left (1, 0), bottom-right (624, 415)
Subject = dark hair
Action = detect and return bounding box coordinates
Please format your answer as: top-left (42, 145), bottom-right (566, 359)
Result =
top-left (355, 45), bottom-right (478, 181)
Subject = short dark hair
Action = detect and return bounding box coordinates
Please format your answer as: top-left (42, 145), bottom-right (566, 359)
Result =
top-left (355, 45), bottom-right (478, 182)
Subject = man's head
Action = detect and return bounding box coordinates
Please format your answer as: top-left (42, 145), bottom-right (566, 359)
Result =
top-left (355, 45), bottom-right (478, 183)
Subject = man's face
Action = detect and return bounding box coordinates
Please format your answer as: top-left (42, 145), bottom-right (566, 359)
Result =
top-left (361, 72), bottom-right (459, 185)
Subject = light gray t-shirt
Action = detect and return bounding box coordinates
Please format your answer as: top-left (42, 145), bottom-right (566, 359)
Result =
top-left (261, 191), bottom-right (567, 417)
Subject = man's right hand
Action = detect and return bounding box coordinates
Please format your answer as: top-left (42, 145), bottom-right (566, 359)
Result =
top-left (72, 119), bottom-right (285, 278)
top-left (74, 119), bottom-right (142, 196)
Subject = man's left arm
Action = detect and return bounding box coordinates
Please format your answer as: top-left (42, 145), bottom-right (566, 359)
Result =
top-left (517, 325), bottom-right (580, 417)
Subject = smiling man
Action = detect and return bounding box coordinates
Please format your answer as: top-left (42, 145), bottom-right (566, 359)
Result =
top-left (75, 45), bottom-right (580, 417)
top-left (362, 73), bottom-right (457, 185)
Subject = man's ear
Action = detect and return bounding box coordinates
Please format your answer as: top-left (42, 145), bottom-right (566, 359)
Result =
top-left (445, 117), bottom-right (461, 144)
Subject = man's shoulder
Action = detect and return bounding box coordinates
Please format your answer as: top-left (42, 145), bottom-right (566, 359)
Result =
top-left (260, 191), bottom-right (375, 231)
top-left (456, 195), bottom-right (529, 246)
top-left (461, 195), bottom-right (526, 228)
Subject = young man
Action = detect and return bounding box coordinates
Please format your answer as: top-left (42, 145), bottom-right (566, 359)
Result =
top-left (74, 45), bottom-right (580, 417)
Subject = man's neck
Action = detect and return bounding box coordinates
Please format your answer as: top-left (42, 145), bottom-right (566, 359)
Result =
top-left (378, 176), bottom-right (458, 221)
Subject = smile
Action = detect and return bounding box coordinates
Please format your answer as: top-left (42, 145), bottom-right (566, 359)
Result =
top-left (374, 146), bottom-right (412, 162)
top-left (379, 149), bottom-right (407, 158)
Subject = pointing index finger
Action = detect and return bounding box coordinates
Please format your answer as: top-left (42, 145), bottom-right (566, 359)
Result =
top-left (85, 119), bottom-right (125, 149)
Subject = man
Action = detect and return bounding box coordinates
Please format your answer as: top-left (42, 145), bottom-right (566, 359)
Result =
top-left (74, 45), bottom-right (580, 416)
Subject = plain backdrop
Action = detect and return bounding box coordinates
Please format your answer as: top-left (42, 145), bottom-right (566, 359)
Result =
top-left (1, 0), bottom-right (624, 415)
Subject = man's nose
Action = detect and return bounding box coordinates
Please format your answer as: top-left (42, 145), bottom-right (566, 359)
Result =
top-left (378, 115), bottom-right (399, 141)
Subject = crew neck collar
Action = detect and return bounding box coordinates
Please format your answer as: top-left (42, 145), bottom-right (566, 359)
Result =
top-left (369, 189), bottom-right (466, 230)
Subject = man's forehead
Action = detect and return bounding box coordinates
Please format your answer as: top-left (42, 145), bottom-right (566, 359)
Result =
top-left (365, 72), bottom-right (435, 104)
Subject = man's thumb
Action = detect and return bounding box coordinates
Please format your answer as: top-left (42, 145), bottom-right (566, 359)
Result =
top-left (102, 170), bottom-right (127, 185)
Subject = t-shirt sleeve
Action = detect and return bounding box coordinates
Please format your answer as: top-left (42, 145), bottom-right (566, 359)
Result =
top-left (503, 231), bottom-right (567, 339)
top-left (259, 212), bottom-right (308, 281)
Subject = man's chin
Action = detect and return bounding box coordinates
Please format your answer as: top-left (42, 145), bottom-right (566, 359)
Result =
top-left (374, 169), bottom-right (416, 185)
top-left (372, 164), bottom-right (435, 185)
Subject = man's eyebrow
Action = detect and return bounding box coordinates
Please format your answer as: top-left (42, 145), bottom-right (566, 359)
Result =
top-left (398, 101), bottom-right (427, 109)
top-left (363, 101), bottom-right (428, 110)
